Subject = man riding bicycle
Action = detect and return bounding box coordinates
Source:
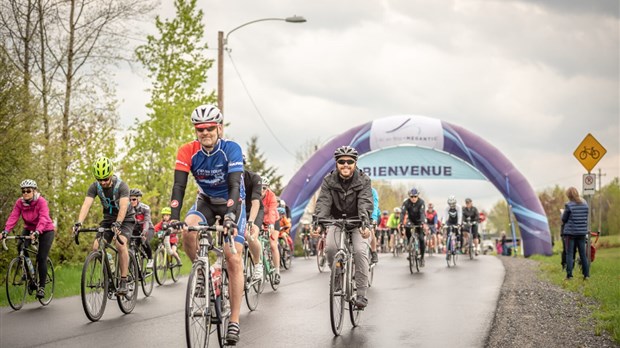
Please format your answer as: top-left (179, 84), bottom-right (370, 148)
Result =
top-left (129, 188), bottom-right (155, 268)
top-left (400, 188), bottom-right (426, 266)
top-left (387, 207), bottom-right (401, 252)
top-left (313, 145), bottom-right (373, 309)
top-left (242, 157), bottom-right (265, 282)
top-left (462, 198), bottom-right (481, 256)
top-left (441, 195), bottom-right (462, 256)
top-left (74, 157), bottom-right (135, 295)
top-left (169, 104), bottom-right (245, 345)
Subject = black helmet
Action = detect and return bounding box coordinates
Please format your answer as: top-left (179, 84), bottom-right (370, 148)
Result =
top-left (333, 145), bottom-right (358, 161)
top-left (130, 188), bottom-right (143, 197)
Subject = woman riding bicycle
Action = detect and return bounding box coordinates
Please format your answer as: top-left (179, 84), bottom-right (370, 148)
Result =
top-left (1, 179), bottom-right (55, 299)
top-left (313, 145), bottom-right (373, 309)
top-left (130, 188), bottom-right (155, 268)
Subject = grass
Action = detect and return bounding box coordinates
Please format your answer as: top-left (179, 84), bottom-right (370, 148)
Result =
top-left (531, 235), bottom-right (620, 344)
top-left (0, 251), bottom-right (194, 308)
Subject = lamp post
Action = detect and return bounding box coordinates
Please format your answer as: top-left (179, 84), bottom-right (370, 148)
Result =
top-left (217, 15), bottom-right (306, 114)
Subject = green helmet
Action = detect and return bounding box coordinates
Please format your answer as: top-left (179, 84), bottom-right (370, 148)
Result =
top-left (92, 156), bottom-right (113, 180)
top-left (161, 207), bottom-right (172, 215)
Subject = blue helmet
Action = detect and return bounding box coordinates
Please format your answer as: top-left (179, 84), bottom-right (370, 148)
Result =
top-left (277, 207), bottom-right (286, 215)
top-left (408, 187), bottom-right (419, 197)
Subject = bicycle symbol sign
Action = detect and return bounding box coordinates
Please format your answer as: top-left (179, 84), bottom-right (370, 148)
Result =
top-left (573, 133), bottom-right (606, 172)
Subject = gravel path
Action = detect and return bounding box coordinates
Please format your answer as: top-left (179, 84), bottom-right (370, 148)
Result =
top-left (485, 256), bottom-right (618, 348)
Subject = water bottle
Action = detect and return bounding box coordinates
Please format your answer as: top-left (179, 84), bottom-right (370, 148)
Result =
top-left (107, 252), bottom-right (115, 273)
top-left (211, 262), bottom-right (222, 297)
top-left (25, 257), bottom-right (35, 277)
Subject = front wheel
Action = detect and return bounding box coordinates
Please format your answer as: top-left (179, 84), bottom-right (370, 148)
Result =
top-left (170, 254), bottom-right (181, 283)
top-left (6, 257), bottom-right (27, 310)
top-left (244, 248), bottom-right (260, 311)
top-left (317, 239), bottom-right (327, 273)
top-left (349, 261), bottom-right (362, 327)
top-left (117, 252), bottom-right (138, 314)
top-left (81, 251), bottom-right (108, 321)
top-left (185, 262), bottom-right (211, 348)
top-left (38, 258), bottom-right (55, 306)
top-left (279, 239), bottom-right (292, 270)
top-left (330, 256), bottom-right (346, 336)
top-left (140, 253), bottom-right (154, 297)
top-left (154, 246), bottom-right (167, 286)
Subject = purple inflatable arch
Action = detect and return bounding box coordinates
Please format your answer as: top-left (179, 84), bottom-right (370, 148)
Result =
top-left (280, 115), bottom-right (552, 257)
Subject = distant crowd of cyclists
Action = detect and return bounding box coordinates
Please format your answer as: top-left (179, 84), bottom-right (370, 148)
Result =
top-left (2, 103), bottom-right (485, 345)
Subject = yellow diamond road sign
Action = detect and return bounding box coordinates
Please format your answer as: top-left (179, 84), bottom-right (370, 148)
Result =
top-left (573, 133), bottom-right (607, 172)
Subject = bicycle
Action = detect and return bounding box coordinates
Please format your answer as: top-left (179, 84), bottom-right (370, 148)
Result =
top-left (407, 225), bottom-right (424, 274)
top-left (3, 234), bottom-right (55, 310)
top-left (444, 225), bottom-right (459, 267)
top-left (184, 220), bottom-right (235, 348)
top-left (153, 226), bottom-right (182, 285)
top-left (463, 218), bottom-right (477, 260)
top-left (301, 232), bottom-right (312, 259)
top-left (74, 227), bottom-right (139, 322)
top-left (278, 232), bottom-right (292, 270)
top-left (316, 230), bottom-right (327, 273)
top-left (378, 228), bottom-right (390, 253)
top-left (129, 235), bottom-right (154, 297)
top-left (316, 217), bottom-right (366, 336)
top-left (392, 228), bottom-right (405, 257)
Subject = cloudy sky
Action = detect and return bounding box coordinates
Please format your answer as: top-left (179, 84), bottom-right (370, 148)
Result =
top-left (115, 0), bottom-right (619, 212)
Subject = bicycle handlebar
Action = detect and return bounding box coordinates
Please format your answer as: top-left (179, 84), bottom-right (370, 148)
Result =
top-left (2, 234), bottom-right (38, 251)
top-left (188, 224), bottom-right (236, 254)
top-left (73, 227), bottom-right (123, 246)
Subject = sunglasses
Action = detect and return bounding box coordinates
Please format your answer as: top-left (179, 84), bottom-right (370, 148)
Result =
top-left (195, 126), bottom-right (217, 133)
top-left (97, 178), bottom-right (111, 183)
top-left (410, 195), bottom-right (418, 198)
top-left (130, 198), bottom-right (138, 201)
top-left (21, 189), bottom-right (33, 194)
top-left (337, 159), bottom-right (356, 165)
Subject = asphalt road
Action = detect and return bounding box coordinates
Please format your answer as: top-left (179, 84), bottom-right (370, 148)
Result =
top-left (1, 252), bottom-right (504, 348)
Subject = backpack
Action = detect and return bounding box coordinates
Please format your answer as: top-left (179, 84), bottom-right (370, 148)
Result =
top-left (96, 178), bottom-right (122, 215)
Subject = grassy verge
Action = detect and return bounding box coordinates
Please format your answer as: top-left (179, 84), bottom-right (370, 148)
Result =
top-left (1, 251), bottom-right (193, 308)
top-left (531, 235), bottom-right (620, 344)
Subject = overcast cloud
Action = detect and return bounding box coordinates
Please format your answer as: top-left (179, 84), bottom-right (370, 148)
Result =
top-left (115, 0), bottom-right (619, 211)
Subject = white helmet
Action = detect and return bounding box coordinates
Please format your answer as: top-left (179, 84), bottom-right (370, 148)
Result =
top-left (261, 177), bottom-right (270, 186)
top-left (447, 195), bottom-right (457, 205)
top-left (280, 199), bottom-right (286, 207)
top-left (20, 179), bottom-right (38, 189)
top-left (191, 104), bottom-right (223, 125)
top-left (394, 207), bottom-right (401, 213)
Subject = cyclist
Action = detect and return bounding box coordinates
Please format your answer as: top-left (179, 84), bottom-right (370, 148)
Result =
top-left (441, 195), bottom-right (462, 257)
top-left (462, 198), bottom-right (481, 256)
top-left (314, 145), bottom-right (373, 309)
top-left (261, 177), bottom-right (281, 284)
top-left (129, 188), bottom-right (155, 268)
top-left (277, 207), bottom-right (294, 253)
top-left (387, 207), bottom-right (401, 252)
top-left (153, 207), bottom-right (181, 266)
top-left (169, 104), bottom-right (245, 345)
top-left (1, 179), bottom-right (55, 299)
top-left (368, 187), bottom-right (380, 264)
top-left (279, 199), bottom-right (291, 219)
top-left (243, 160), bottom-right (264, 281)
top-left (377, 210), bottom-right (389, 253)
top-left (299, 219), bottom-right (316, 255)
top-left (74, 157), bottom-right (135, 295)
top-left (400, 188), bottom-right (426, 266)
top-left (425, 203), bottom-right (439, 254)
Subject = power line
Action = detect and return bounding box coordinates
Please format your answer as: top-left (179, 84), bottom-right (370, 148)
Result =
top-left (226, 51), bottom-right (296, 157)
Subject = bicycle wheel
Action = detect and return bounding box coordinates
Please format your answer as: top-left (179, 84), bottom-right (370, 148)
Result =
top-left (38, 257), bottom-right (55, 306)
top-left (170, 254), bottom-right (181, 283)
top-left (468, 237), bottom-right (474, 260)
top-left (81, 251), bottom-right (108, 321)
top-left (317, 239), bottom-right (327, 273)
top-left (330, 255), bottom-right (346, 336)
top-left (217, 269), bottom-right (231, 347)
top-left (244, 248), bottom-right (260, 311)
top-left (280, 239), bottom-right (292, 270)
top-left (185, 262), bottom-right (212, 348)
top-left (446, 236), bottom-right (453, 268)
top-left (259, 244), bottom-right (269, 293)
top-left (117, 252), bottom-right (138, 314)
top-left (368, 247), bottom-right (374, 287)
top-left (154, 246), bottom-right (167, 286)
top-left (349, 261), bottom-right (363, 327)
top-left (414, 240), bottom-right (420, 273)
top-left (140, 252), bottom-right (154, 297)
top-left (6, 257), bottom-right (27, 310)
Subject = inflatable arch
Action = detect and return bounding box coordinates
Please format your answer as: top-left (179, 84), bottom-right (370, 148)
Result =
top-left (280, 115), bottom-right (552, 257)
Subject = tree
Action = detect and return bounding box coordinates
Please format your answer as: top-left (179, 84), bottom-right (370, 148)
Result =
top-left (122, 0), bottom-right (215, 215)
top-left (245, 136), bottom-right (283, 194)
top-left (538, 185), bottom-right (566, 242)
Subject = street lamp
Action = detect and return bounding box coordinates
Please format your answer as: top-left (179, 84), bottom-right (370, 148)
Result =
top-left (217, 15), bottom-right (306, 114)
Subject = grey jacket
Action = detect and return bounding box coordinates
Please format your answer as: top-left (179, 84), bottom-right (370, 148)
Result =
top-left (314, 168), bottom-right (373, 225)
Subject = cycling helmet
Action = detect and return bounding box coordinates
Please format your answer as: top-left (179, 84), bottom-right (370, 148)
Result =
top-left (277, 207), bottom-right (286, 215)
top-left (280, 199), bottom-right (286, 207)
top-left (465, 197), bottom-right (472, 204)
top-left (161, 207), bottom-right (172, 215)
top-left (408, 187), bottom-right (419, 197)
top-left (92, 156), bottom-right (113, 180)
top-left (130, 188), bottom-right (143, 197)
top-left (333, 145), bottom-right (358, 161)
top-left (191, 104), bottom-right (223, 125)
top-left (428, 203), bottom-right (434, 209)
top-left (394, 207), bottom-right (401, 213)
top-left (382, 210), bottom-right (389, 215)
top-left (301, 219), bottom-right (310, 225)
top-left (20, 179), bottom-right (38, 189)
top-left (261, 177), bottom-right (270, 186)
top-left (447, 195), bottom-right (457, 206)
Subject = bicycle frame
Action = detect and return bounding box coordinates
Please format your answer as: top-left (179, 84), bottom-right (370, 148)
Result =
top-left (76, 228), bottom-right (122, 294)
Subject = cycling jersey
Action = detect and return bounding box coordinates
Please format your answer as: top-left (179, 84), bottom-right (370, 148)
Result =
top-left (154, 220), bottom-right (178, 244)
top-left (442, 204), bottom-right (462, 226)
top-left (86, 176), bottom-right (135, 221)
top-left (425, 209), bottom-right (438, 226)
top-left (243, 170), bottom-right (263, 214)
top-left (387, 213), bottom-right (400, 229)
top-left (462, 206), bottom-right (480, 224)
top-left (401, 198), bottom-right (426, 226)
top-left (134, 202), bottom-right (154, 232)
top-left (378, 215), bottom-right (389, 229)
top-left (261, 189), bottom-right (278, 226)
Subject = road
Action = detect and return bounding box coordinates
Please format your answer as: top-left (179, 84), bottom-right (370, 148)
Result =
top-left (1, 252), bottom-right (504, 348)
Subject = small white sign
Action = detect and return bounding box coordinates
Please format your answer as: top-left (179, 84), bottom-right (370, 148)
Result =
top-left (583, 173), bottom-right (596, 196)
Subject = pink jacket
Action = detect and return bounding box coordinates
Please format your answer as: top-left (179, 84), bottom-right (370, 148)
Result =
top-left (4, 196), bottom-right (55, 233)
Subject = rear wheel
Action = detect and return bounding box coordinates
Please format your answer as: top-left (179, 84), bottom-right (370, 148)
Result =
top-left (329, 255), bottom-right (345, 336)
top-left (185, 262), bottom-right (211, 348)
top-left (170, 254), bottom-right (181, 282)
top-left (6, 257), bottom-right (27, 310)
top-left (280, 239), bottom-right (292, 270)
top-left (154, 247), bottom-right (167, 286)
top-left (38, 258), bottom-right (55, 306)
top-left (117, 252), bottom-right (138, 314)
top-left (81, 251), bottom-right (108, 321)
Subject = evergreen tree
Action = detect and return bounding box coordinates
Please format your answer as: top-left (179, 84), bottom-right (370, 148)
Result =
top-left (245, 136), bottom-right (283, 194)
